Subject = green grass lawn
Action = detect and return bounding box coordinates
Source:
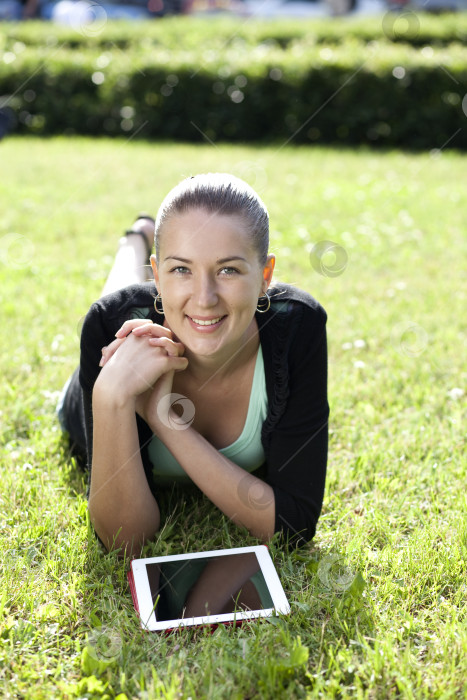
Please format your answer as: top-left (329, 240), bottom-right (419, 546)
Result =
top-left (0, 136), bottom-right (465, 699)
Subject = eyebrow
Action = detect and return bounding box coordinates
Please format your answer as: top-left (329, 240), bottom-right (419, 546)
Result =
top-left (163, 256), bottom-right (248, 264)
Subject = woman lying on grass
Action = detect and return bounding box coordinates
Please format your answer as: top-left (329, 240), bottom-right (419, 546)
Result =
top-left (58, 174), bottom-right (329, 554)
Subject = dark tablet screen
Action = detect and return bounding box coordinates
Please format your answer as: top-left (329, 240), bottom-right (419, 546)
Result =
top-left (146, 552), bottom-right (274, 621)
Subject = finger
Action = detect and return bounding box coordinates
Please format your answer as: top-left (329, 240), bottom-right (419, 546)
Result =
top-left (99, 337), bottom-right (126, 366)
top-left (165, 355), bottom-right (189, 371)
top-left (103, 338), bottom-right (125, 355)
top-left (115, 319), bottom-right (170, 339)
top-left (174, 359), bottom-right (189, 372)
top-left (115, 319), bottom-right (150, 338)
top-left (130, 322), bottom-right (173, 339)
top-left (147, 337), bottom-right (185, 356)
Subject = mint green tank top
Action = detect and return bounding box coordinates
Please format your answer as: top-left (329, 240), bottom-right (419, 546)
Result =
top-left (147, 346), bottom-right (268, 484)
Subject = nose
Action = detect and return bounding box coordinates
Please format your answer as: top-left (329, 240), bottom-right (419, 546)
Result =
top-left (194, 273), bottom-right (218, 308)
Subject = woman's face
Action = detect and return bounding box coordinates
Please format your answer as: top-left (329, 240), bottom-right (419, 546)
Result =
top-left (151, 208), bottom-right (275, 360)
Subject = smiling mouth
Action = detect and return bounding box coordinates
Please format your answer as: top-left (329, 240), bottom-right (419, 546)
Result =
top-left (188, 315), bottom-right (226, 326)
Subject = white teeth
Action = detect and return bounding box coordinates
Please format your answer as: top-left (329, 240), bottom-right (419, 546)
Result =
top-left (191, 316), bottom-right (223, 326)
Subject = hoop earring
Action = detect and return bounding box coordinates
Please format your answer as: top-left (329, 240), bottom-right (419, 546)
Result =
top-left (256, 294), bottom-right (270, 313)
top-left (154, 293), bottom-right (164, 315)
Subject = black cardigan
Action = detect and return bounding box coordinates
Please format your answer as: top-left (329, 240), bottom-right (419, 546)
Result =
top-left (79, 282), bottom-right (329, 544)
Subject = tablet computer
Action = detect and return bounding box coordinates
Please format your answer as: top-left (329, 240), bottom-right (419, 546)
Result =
top-left (128, 545), bottom-right (290, 632)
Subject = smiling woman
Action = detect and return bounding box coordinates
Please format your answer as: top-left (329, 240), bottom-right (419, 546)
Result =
top-left (152, 208), bottom-right (273, 364)
top-left (58, 173), bottom-right (329, 554)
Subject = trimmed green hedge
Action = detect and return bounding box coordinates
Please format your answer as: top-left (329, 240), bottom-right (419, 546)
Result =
top-left (1, 14), bottom-right (467, 50)
top-left (1, 18), bottom-right (466, 148)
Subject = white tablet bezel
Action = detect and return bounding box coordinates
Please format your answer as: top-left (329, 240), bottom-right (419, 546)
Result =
top-left (130, 545), bottom-right (290, 632)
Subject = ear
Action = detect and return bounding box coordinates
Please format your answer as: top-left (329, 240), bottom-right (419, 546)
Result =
top-left (150, 254), bottom-right (160, 290)
top-left (262, 254), bottom-right (275, 293)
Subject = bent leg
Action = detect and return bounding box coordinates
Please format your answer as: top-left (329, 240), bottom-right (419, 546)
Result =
top-left (58, 215), bottom-right (155, 457)
top-left (101, 216), bottom-right (155, 297)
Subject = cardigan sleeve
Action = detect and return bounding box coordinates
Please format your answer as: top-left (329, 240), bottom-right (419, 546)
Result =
top-left (78, 285), bottom-right (157, 489)
top-left (79, 282), bottom-right (157, 394)
top-left (79, 298), bottom-right (114, 479)
top-left (264, 302), bottom-right (329, 545)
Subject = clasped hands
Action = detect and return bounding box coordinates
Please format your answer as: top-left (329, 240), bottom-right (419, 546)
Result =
top-left (96, 319), bottom-right (188, 431)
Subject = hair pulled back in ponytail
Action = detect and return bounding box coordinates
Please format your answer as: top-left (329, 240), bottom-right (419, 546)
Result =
top-left (155, 173), bottom-right (269, 265)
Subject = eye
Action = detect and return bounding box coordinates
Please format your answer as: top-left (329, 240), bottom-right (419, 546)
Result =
top-left (170, 266), bottom-right (190, 274)
top-left (219, 267), bottom-right (239, 276)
